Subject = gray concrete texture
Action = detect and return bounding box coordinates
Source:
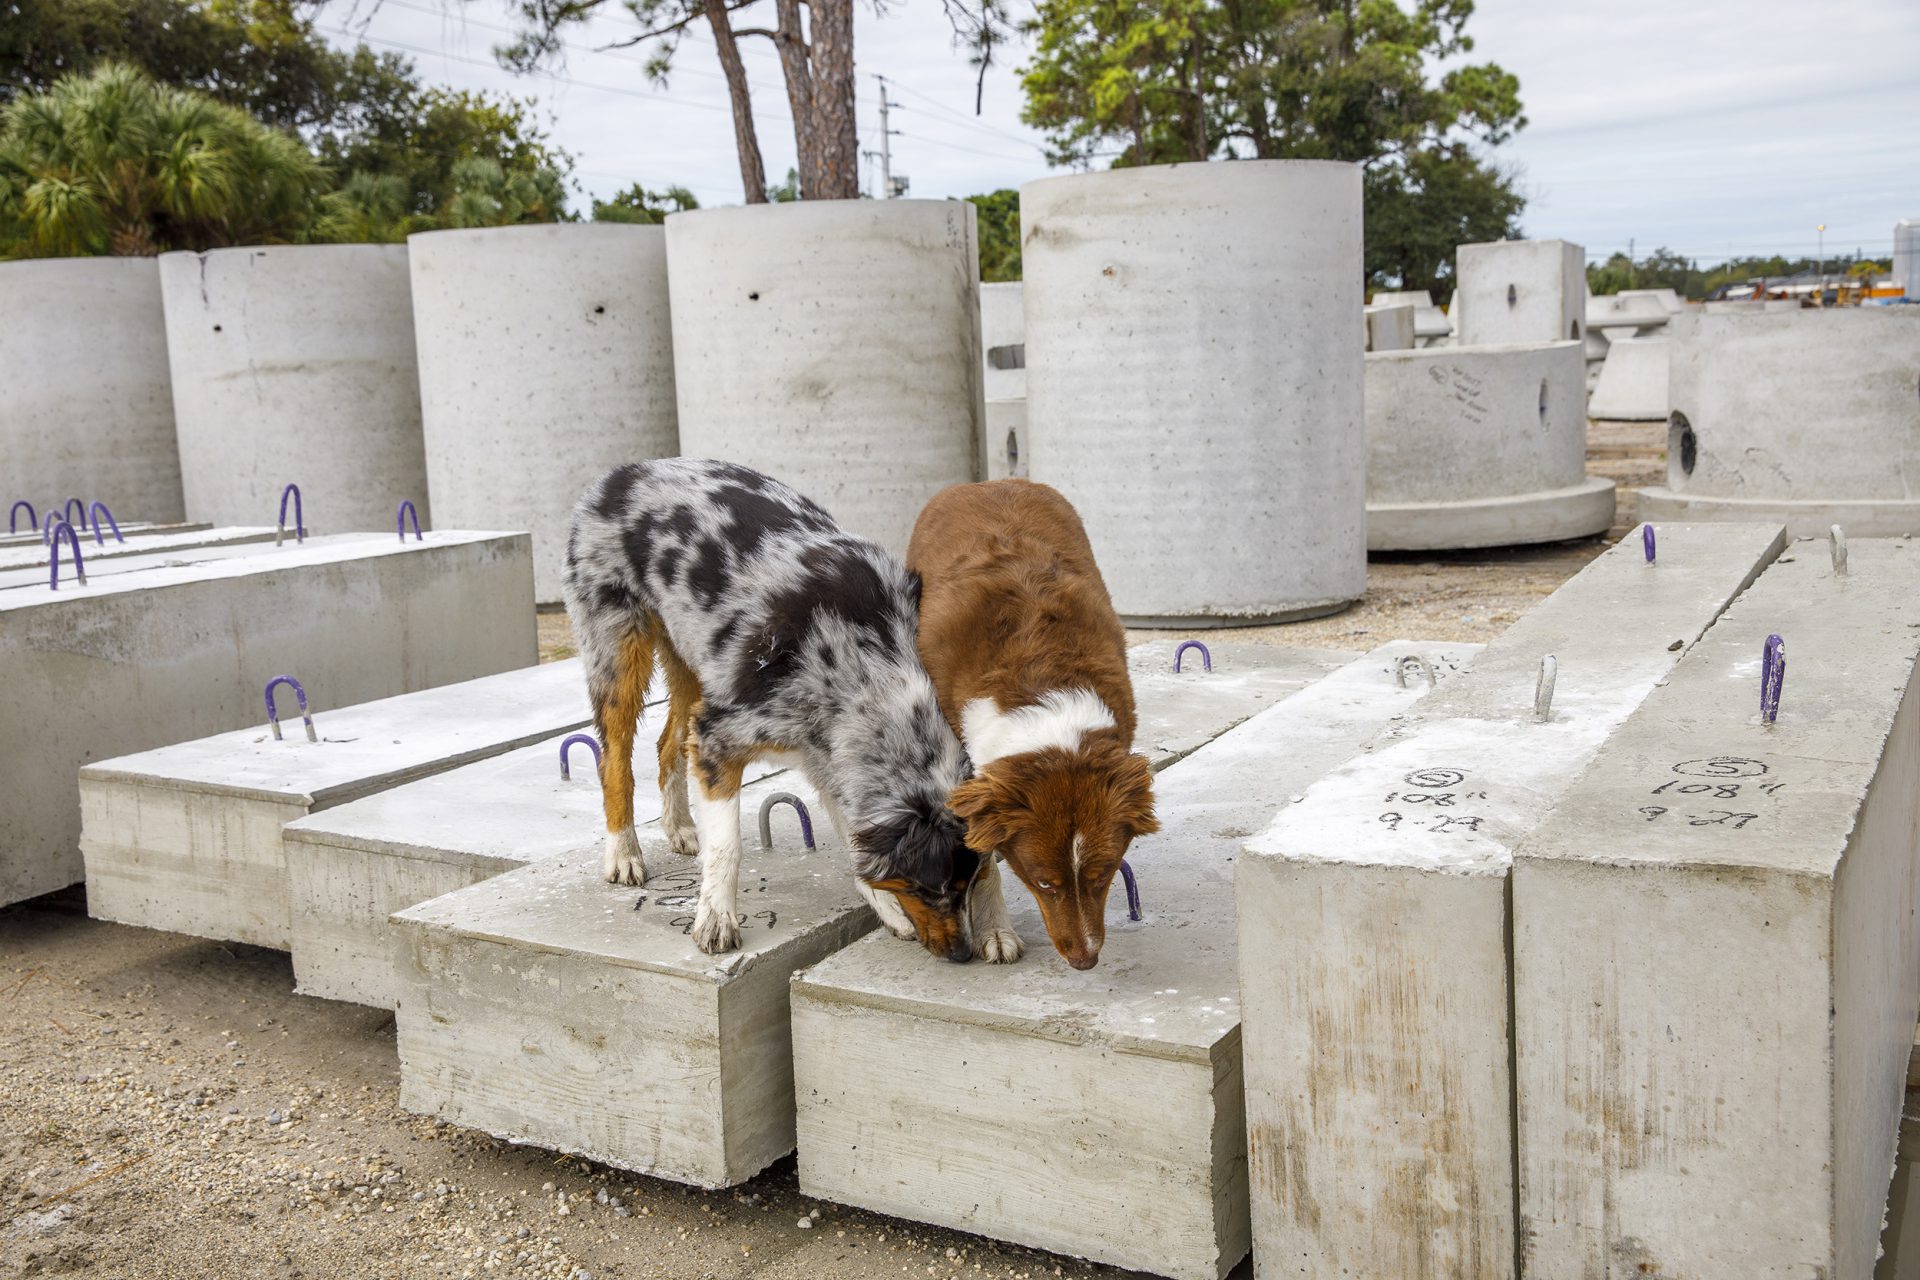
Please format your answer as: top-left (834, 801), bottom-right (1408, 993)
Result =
top-left (1364, 340), bottom-right (1615, 550)
top-left (0, 257), bottom-right (185, 523)
top-left (1364, 302), bottom-right (1416, 352)
top-left (1513, 537), bottom-right (1920, 1280)
top-left (664, 200), bottom-right (983, 555)
top-left (0, 531), bottom-right (534, 907)
top-left (1370, 289), bottom-right (1453, 344)
top-left (82, 659), bottom-right (587, 950)
top-left (409, 224), bottom-right (679, 603)
top-left (791, 642), bottom-right (1479, 1280)
top-left (0, 526), bottom-right (323, 593)
top-left (1641, 308), bottom-right (1920, 533)
top-left (1235, 521), bottom-right (1787, 1280)
top-left (1453, 239), bottom-right (1586, 347)
top-left (1022, 160), bottom-right (1367, 625)
top-left (159, 245), bottom-right (430, 530)
top-left (982, 397), bottom-right (1026, 481)
top-left (1587, 334), bottom-right (1671, 421)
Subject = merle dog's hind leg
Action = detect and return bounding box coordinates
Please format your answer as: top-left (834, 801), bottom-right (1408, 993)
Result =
top-left (590, 621), bottom-right (655, 887)
top-left (656, 641), bottom-right (701, 857)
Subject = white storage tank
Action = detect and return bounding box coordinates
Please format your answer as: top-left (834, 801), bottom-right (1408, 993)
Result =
top-left (664, 200), bottom-right (982, 554)
top-left (159, 245), bottom-right (428, 531)
top-left (1022, 161), bottom-right (1365, 625)
top-left (1, 257), bottom-right (184, 525)
top-left (409, 224), bottom-right (678, 602)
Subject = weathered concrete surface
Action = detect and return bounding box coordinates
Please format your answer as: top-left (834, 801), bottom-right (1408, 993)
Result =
top-left (0, 526), bottom-right (324, 592)
top-left (0, 525), bottom-right (273, 575)
top-left (82, 659), bottom-right (585, 949)
top-left (159, 245), bottom-right (429, 530)
top-left (982, 398), bottom-right (1026, 481)
top-left (1236, 522), bottom-right (1786, 1280)
top-left (1453, 239), bottom-right (1586, 346)
top-left (409, 224), bottom-right (678, 603)
top-left (792, 641), bottom-right (1478, 1280)
top-left (0, 257), bottom-right (185, 523)
top-left (0, 532), bottom-right (534, 907)
top-left (1513, 539), bottom-right (1920, 1280)
top-left (1640, 308), bottom-right (1920, 533)
top-left (980, 280), bottom-right (1025, 402)
top-left (1364, 303), bottom-right (1416, 352)
top-left (1587, 334), bottom-right (1670, 420)
top-left (665, 201), bottom-right (982, 555)
top-left (1365, 340), bottom-right (1614, 549)
top-left (1023, 161), bottom-right (1366, 626)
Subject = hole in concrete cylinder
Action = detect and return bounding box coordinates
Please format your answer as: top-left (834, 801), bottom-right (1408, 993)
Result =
top-left (1570, 319), bottom-right (1582, 340)
top-left (747, 291), bottom-right (760, 301)
top-left (1538, 378), bottom-right (1549, 424)
top-left (212, 324), bottom-right (222, 332)
top-left (1507, 283), bottom-right (1517, 306)
top-left (593, 304), bottom-right (606, 314)
top-left (1669, 411), bottom-right (1697, 480)
top-left (1006, 429), bottom-right (1020, 475)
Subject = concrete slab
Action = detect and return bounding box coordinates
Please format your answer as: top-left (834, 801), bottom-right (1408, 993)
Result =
top-left (0, 527), bottom-right (337, 591)
top-left (1, 532), bottom-right (534, 907)
top-left (82, 660), bottom-right (586, 949)
top-left (1513, 538), bottom-right (1920, 1279)
top-left (791, 641), bottom-right (1479, 1280)
top-left (0, 525), bottom-right (273, 575)
top-left (1588, 334), bottom-right (1670, 421)
top-left (1235, 521), bottom-right (1787, 1280)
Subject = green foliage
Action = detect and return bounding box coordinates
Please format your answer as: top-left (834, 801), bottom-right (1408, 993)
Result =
top-left (592, 182), bottom-right (700, 225)
top-left (1586, 248), bottom-right (1890, 301)
top-left (1366, 143), bottom-right (1523, 294)
top-left (966, 188), bottom-right (1021, 282)
top-left (766, 167), bottom-right (802, 203)
top-left (0, 62), bottom-right (323, 256)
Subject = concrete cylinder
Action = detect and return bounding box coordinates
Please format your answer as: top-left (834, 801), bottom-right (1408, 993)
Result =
top-left (0, 258), bottom-right (184, 524)
top-left (1641, 309), bottom-right (1920, 534)
top-left (159, 245), bottom-right (428, 530)
top-left (1022, 161), bottom-right (1365, 625)
top-left (409, 225), bottom-right (677, 602)
top-left (1365, 340), bottom-right (1613, 549)
top-left (664, 200), bottom-right (982, 553)
top-left (980, 281), bottom-right (1026, 402)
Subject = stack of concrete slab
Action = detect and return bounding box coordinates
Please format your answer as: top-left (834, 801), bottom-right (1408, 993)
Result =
top-left (979, 280), bottom-right (1026, 480)
top-left (0, 527), bottom-right (319, 592)
top-left (790, 641), bottom-right (1478, 1280)
top-left (0, 526), bottom-right (273, 576)
top-left (1235, 521), bottom-right (1784, 1276)
top-left (0, 531), bottom-right (533, 907)
top-left (1641, 308), bottom-right (1920, 533)
top-left (386, 643), bottom-right (1370, 1200)
top-left (82, 660), bottom-right (589, 949)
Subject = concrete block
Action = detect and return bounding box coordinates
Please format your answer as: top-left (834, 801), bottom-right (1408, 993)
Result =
top-left (1372, 289), bottom-right (1453, 343)
top-left (409, 224), bottom-right (678, 603)
top-left (1235, 521), bottom-right (1787, 1280)
top-left (1364, 303), bottom-right (1416, 352)
top-left (1454, 239), bottom-right (1586, 346)
top-left (1514, 538), bottom-right (1920, 1279)
top-left (0, 526), bottom-right (273, 577)
top-left (980, 280), bottom-right (1025, 401)
top-left (1365, 340), bottom-right (1614, 550)
top-left (82, 659), bottom-right (583, 949)
top-left (982, 398), bottom-right (1027, 481)
top-left (0, 527), bottom-right (310, 593)
top-left (160, 246), bottom-right (429, 530)
top-left (1640, 308), bottom-right (1920, 533)
top-left (792, 641), bottom-right (1479, 1280)
top-left (1587, 334), bottom-right (1671, 420)
top-left (1587, 292), bottom-right (1672, 334)
top-left (665, 201), bottom-right (983, 555)
top-left (0, 257), bottom-right (184, 523)
top-left (0, 531), bottom-right (533, 907)
top-left (1023, 161), bottom-right (1366, 626)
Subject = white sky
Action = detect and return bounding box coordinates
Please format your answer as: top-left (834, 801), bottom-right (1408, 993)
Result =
top-left (317, 0), bottom-right (1920, 264)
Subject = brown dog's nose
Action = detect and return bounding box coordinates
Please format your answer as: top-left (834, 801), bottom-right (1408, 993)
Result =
top-left (1065, 947), bottom-right (1099, 971)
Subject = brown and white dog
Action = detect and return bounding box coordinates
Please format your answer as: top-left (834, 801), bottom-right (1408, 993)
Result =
top-left (908, 479), bottom-right (1158, 969)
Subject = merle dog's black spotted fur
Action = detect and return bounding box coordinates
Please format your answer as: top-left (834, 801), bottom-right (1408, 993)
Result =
top-left (564, 458), bottom-right (978, 959)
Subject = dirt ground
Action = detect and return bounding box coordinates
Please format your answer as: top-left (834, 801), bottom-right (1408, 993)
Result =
top-left (2, 425), bottom-right (1665, 1280)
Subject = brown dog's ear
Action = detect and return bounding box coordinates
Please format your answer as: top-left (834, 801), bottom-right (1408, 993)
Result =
top-left (950, 774), bottom-right (1020, 854)
top-left (1110, 752), bottom-right (1160, 839)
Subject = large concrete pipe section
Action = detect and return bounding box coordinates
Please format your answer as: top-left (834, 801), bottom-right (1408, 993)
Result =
top-left (1022, 161), bottom-right (1365, 625)
top-left (409, 224), bottom-right (678, 601)
top-left (1640, 309), bottom-right (1920, 535)
top-left (664, 200), bottom-right (982, 553)
top-left (1, 258), bottom-right (184, 524)
top-left (159, 245), bottom-right (428, 531)
top-left (1366, 340), bottom-right (1613, 549)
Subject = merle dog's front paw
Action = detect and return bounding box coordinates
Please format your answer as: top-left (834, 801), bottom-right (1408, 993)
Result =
top-left (692, 902), bottom-right (742, 954)
top-left (977, 928), bottom-right (1024, 963)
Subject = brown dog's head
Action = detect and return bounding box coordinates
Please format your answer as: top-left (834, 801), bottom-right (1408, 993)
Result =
top-left (854, 803), bottom-right (980, 963)
top-left (949, 741), bottom-right (1158, 969)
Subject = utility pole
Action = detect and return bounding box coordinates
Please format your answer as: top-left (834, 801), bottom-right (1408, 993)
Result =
top-left (1817, 223), bottom-right (1826, 305)
top-left (868, 75), bottom-right (905, 198)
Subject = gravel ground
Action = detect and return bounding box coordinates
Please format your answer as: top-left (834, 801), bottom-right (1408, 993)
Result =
top-left (3, 426), bottom-right (1664, 1278)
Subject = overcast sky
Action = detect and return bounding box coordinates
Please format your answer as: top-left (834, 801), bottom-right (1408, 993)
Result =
top-left (318, 0), bottom-right (1919, 265)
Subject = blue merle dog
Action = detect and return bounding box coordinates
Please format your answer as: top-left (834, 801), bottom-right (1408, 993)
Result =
top-left (563, 458), bottom-right (979, 959)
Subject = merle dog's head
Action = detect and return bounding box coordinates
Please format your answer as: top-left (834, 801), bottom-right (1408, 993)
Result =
top-left (855, 802), bottom-right (980, 963)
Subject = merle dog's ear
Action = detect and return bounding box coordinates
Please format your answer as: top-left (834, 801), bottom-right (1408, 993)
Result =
top-left (869, 807), bottom-right (973, 893)
top-left (904, 569), bottom-right (924, 612)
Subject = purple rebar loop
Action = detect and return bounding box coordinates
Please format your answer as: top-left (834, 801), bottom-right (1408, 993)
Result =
top-left (397, 499), bottom-right (422, 543)
top-left (559, 733), bottom-right (602, 781)
top-left (276, 483), bottom-right (305, 546)
top-left (41, 510), bottom-right (65, 544)
top-left (1760, 634), bottom-right (1786, 725)
top-left (62, 498), bottom-right (87, 534)
top-left (264, 675), bottom-right (317, 742)
top-left (1642, 523), bottom-right (1656, 562)
top-left (758, 793), bottom-right (817, 851)
top-left (8, 500), bottom-right (34, 534)
top-left (87, 501), bottom-right (123, 545)
top-left (1119, 859), bottom-right (1142, 921)
top-left (1173, 640), bottom-right (1212, 674)
top-left (48, 521), bottom-right (85, 589)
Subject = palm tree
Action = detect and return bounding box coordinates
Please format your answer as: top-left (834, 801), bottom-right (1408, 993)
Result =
top-left (0, 63), bottom-right (323, 258)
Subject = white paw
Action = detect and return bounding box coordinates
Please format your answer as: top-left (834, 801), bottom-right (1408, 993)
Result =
top-left (977, 928), bottom-right (1024, 963)
top-left (665, 817), bottom-right (699, 856)
top-left (603, 829), bottom-right (646, 886)
top-left (692, 902), bottom-right (742, 954)
top-left (886, 918), bottom-right (918, 942)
